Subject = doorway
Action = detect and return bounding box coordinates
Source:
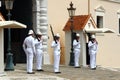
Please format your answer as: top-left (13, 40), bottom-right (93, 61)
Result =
top-left (86, 33), bottom-right (91, 65)
top-left (0, 0), bottom-right (33, 63)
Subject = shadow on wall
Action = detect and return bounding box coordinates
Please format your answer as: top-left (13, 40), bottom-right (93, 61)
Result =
top-left (60, 46), bottom-right (65, 65)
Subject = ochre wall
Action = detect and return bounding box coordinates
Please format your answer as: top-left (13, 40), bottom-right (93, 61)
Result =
top-left (48, 0), bottom-right (120, 68)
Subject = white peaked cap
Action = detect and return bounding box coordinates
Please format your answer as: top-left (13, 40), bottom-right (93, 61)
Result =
top-left (55, 33), bottom-right (60, 37)
top-left (91, 35), bottom-right (96, 38)
top-left (76, 33), bottom-right (80, 37)
top-left (36, 31), bottom-right (42, 35)
top-left (28, 30), bottom-right (34, 35)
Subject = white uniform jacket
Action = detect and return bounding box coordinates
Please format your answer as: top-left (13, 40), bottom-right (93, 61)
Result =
top-left (88, 41), bottom-right (98, 54)
top-left (73, 40), bottom-right (81, 50)
top-left (34, 39), bottom-right (43, 50)
top-left (51, 41), bottom-right (60, 55)
top-left (23, 35), bottom-right (35, 54)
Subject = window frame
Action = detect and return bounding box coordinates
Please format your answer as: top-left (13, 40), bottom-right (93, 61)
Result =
top-left (95, 5), bottom-right (105, 36)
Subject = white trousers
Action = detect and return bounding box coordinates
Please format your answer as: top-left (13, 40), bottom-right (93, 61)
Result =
top-left (89, 51), bottom-right (96, 68)
top-left (54, 51), bottom-right (60, 72)
top-left (74, 49), bottom-right (80, 67)
top-left (36, 49), bottom-right (43, 70)
top-left (26, 48), bottom-right (34, 72)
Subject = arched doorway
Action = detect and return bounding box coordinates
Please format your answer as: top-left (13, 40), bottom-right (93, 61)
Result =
top-left (0, 0), bottom-right (33, 64)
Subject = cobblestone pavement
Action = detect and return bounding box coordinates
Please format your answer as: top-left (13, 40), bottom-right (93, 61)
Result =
top-left (0, 64), bottom-right (120, 80)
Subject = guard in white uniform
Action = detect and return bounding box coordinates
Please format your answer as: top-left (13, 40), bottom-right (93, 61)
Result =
top-left (51, 33), bottom-right (61, 74)
top-left (34, 31), bottom-right (44, 71)
top-left (23, 30), bottom-right (36, 74)
top-left (88, 35), bottom-right (98, 70)
top-left (73, 33), bottom-right (81, 68)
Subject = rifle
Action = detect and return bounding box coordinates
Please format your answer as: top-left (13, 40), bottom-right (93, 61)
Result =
top-left (32, 28), bottom-right (40, 41)
top-left (50, 24), bottom-right (57, 44)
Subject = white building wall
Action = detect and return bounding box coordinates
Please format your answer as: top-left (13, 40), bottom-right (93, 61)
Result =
top-left (47, 0), bottom-right (120, 68)
top-left (90, 0), bottom-right (120, 68)
top-left (65, 31), bottom-right (71, 65)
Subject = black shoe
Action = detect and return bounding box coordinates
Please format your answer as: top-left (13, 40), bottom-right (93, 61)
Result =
top-left (91, 68), bottom-right (96, 70)
top-left (27, 72), bottom-right (35, 74)
top-left (74, 66), bottom-right (81, 68)
top-left (55, 72), bottom-right (61, 74)
top-left (37, 69), bottom-right (44, 72)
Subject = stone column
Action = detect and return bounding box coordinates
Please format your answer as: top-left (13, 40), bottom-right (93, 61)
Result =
top-left (0, 29), bottom-right (5, 76)
top-left (32, 0), bottom-right (50, 64)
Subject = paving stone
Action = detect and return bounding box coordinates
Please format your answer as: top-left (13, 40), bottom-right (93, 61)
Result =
top-left (0, 64), bottom-right (120, 80)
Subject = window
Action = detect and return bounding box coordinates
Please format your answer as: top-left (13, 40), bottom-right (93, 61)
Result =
top-left (119, 18), bottom-right (120, 34)
top-left (117, 9), bottom-right (120, 34)
top-left (95, 5), bottom-right (105, 28)
top-left (97, 16), bottom-right (103, 28)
